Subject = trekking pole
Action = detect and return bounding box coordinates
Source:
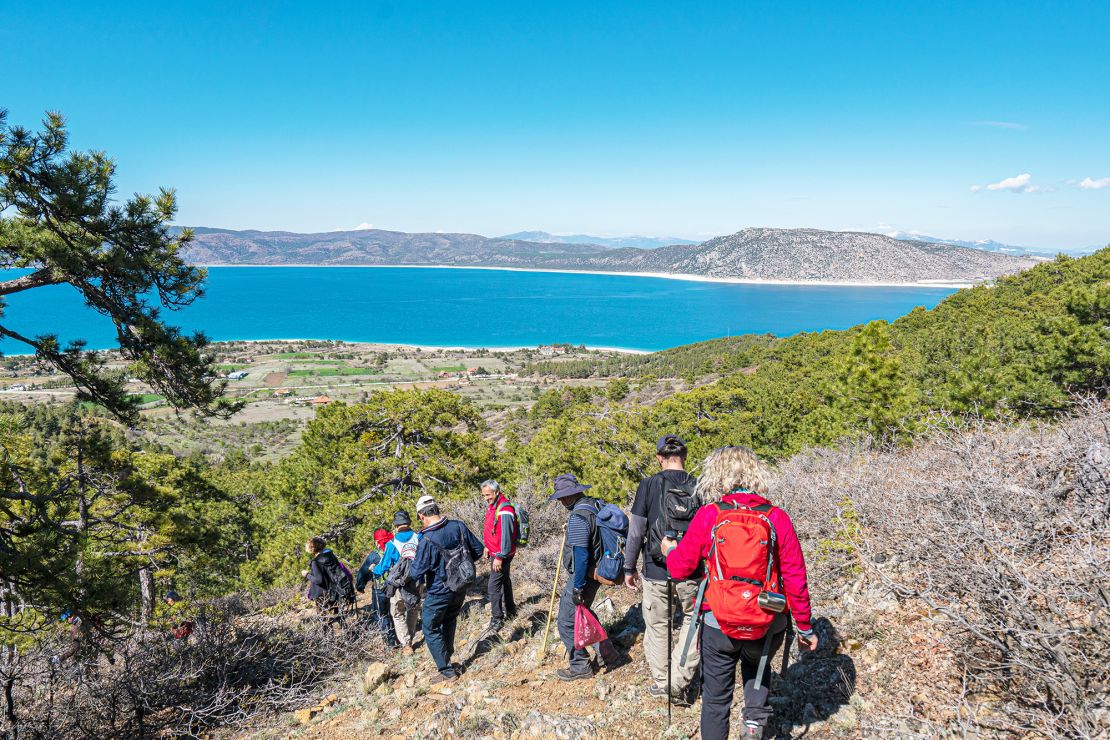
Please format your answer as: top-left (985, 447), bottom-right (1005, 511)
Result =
top-left (666, 579), bottom-right (673, 727)
top-left (781, 616), bottom-right (795, 673)
top-left (679, 576), bottom-right (708, 668)
top-left (539, 526), bottom-right (568, 661)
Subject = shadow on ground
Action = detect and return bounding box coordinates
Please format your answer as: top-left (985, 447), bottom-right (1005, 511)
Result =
top-left (767, 617), bottom-right (857, 738)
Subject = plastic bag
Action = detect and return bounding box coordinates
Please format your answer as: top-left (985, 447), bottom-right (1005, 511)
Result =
top-left (574, 605), bottom-right (608, 650)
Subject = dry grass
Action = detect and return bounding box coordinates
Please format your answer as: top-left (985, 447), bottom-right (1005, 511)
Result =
top-left (2, 590), bottom-right (391, 738)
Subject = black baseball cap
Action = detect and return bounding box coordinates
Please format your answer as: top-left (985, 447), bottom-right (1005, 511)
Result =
top-left (656, 434), bottom-right (686, 453)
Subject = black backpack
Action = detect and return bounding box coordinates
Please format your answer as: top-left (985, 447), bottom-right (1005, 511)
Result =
top-left (432, 523), bottom-right (476, 592)
top-left (383, 535), bottom-right (420, 597)
top-left (321, 552), bottom-right (356, 604)
top-left (383, 557), bottom-right (411, 598)
top-left (648, 477), bottom-right (701, 565)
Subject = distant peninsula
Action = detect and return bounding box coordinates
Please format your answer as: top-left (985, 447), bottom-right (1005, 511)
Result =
top-left (180, 226), bottom-right (1038, 285)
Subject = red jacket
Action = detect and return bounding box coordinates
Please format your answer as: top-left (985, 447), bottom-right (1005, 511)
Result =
top-left (666, 492), bottom-right (813, 632)
top-left (483, 494), bottom-right (517, 559)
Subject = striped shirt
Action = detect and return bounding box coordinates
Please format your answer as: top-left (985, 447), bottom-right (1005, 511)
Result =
top-left (566, 497), bottom-right (600, 549)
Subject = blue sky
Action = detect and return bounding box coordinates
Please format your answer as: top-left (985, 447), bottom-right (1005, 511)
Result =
top-left (4, 0), bottom-right (1108, 249)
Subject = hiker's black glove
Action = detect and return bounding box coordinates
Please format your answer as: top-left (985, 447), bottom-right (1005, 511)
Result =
top-left (572, 588), bottom-right (585, 605)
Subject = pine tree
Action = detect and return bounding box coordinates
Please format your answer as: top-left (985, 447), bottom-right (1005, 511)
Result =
top-left (836, 321), bottom-right (915, 443)
top-left (0, 110), bottom-right (237, 420)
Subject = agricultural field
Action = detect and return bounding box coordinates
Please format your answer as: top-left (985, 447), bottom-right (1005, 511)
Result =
top-left (0, 340), bottom-right (629, 461)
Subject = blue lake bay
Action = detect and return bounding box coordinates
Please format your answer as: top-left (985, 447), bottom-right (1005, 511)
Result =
top-left (2, 267), bottom-right (956, 353)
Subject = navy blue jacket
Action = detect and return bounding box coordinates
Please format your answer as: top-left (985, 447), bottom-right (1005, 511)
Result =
top-left (409, 518), bottom-right (483, 596)
top-left (355, 551), bottom-right (381, 593)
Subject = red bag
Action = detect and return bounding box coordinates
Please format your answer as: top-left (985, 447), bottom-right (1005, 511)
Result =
top-left (704, 502), bottom-right (782, 639)
top-left (573, 605), bottom-right (608, 650)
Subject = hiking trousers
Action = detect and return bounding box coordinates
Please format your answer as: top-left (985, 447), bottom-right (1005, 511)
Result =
top-left (487, 555), bottom-right (517, 621)
top-left (642, 577), bottom-right (700, 692)
top-left (421, 589), bottom-right (466, 672)
top-left (371, 587), bottom-right (400, 647)
top-left (557, 579), bottom-right (618, 672)
top-left (390, 590), bottom-right (420, 648)
top-left (699, 621), bottom-right (786, 740)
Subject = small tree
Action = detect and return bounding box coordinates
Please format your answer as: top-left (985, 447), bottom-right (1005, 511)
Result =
top-left (836, 321), bottom-right (915, 443)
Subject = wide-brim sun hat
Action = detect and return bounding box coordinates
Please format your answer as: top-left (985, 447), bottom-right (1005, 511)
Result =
top-left (549, 473), bottom-right (592, 501)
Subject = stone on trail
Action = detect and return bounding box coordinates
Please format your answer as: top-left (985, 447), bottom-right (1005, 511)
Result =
top-left (515, 711), bottom-right (598, 738)
top-left (363, 661), bottom-right (391, 693)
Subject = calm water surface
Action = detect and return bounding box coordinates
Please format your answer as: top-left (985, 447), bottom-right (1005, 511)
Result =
top-left (2, 267), bottom-right (955, 352)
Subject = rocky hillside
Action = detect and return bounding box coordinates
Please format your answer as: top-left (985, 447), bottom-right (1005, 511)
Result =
top-left (179, 227), bottom-right (605, 267)
top-left (181, 226), bottom-right (1037, 284)
top-left (633, 228), bottom-right (1038, 282)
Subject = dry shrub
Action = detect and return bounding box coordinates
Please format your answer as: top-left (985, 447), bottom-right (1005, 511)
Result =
top-left (3, 589), bottom-right (389, 738)
top-left (773, 400), bottom-right (1110, 737)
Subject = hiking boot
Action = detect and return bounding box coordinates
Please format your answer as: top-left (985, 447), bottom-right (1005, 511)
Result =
top-left (487, 619), bottom-right (504, 633)
top-left (647, 684), bottom-right (669, 699)
top-left (449, 662), bottom-right (466, 675)
top-left (430, 670), bottom-right (459, 686)
top-left (741, 721), bottom-right (763, 738)
top-left (670, 688), bottom-right (694, 708)
top-left (555, 666), bottom-right (594, 681)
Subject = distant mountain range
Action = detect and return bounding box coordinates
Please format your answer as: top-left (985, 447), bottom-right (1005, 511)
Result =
top-left (181, 226), bottom-right (1037, 284)
top-left (883, 232), bottom-right (1059, 258)
top-left (499, 231), bottom-right (699, 250)
top-left (879, 232), bottom-right (1105, 259)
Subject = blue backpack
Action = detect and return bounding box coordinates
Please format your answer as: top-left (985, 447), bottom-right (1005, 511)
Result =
top-left (591, 503), bottom-right (629, 585)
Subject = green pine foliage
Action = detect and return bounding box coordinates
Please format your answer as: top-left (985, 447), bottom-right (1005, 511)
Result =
top-left (0, 403), bottom-right (243, 644)
top-left (0, 111), bottom-right (238, 421)
top-left (240, 388), bottom-right (498, 589)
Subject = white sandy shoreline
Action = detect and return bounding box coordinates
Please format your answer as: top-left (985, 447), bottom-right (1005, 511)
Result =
top-left (195, 263), bottom-right (974, 290)
top-left (0, 339), bottom-right (652, 358)
top-left (227, 338), bottom-right (651, 354)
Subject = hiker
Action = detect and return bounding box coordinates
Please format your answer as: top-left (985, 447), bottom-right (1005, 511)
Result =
top-left (302, 536), bottom-right (356, 615)
top-left (481, 479), bottom-right (518, 631)
top-left (623, 434), bottom-right (702, 702)
top-left (409, 495), bottom-right (483, 683)
top-left (662, 446), bottom-right (818, 740)
top-left (371, 512), bottom-right (422, 653)
top-left (550, 473), bottom-right (624, 681)
top-left (355, 528), bottom-right (401, 649)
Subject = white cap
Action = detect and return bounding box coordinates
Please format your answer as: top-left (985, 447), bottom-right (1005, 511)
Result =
top-left (416, 495), bottom-right (437, 514)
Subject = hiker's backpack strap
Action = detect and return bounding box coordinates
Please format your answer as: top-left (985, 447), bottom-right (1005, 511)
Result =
top-left (744, 503), bottom-right (783, 593)
top-left (568, 504), bottom-right (603, 566)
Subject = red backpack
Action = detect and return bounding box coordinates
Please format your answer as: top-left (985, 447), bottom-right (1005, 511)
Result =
top-left (704, 501), bottom-right (782, 639)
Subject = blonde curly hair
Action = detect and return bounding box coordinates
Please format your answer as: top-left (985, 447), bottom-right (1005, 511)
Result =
top-left (694, 446), bottom-right (770, 503)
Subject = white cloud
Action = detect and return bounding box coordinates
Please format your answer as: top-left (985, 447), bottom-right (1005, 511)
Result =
top-left (355, 222), bottom-right (374, 230)
top-left (970, 120), bottom-right (1027, 130)
top-left (1078, 177), bottom-right (1110, 190)
top-left (972, 173), bottom-right (1041, 193)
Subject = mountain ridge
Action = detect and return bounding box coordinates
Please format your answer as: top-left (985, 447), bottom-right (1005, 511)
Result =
top-left (498, 230), bottom-right (699, 249)
top-left (180, 226), bottom-right (1037, 284)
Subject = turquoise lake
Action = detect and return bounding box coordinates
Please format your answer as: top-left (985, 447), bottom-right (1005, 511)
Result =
top-left (1, 267), bottom-right (956, 353)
